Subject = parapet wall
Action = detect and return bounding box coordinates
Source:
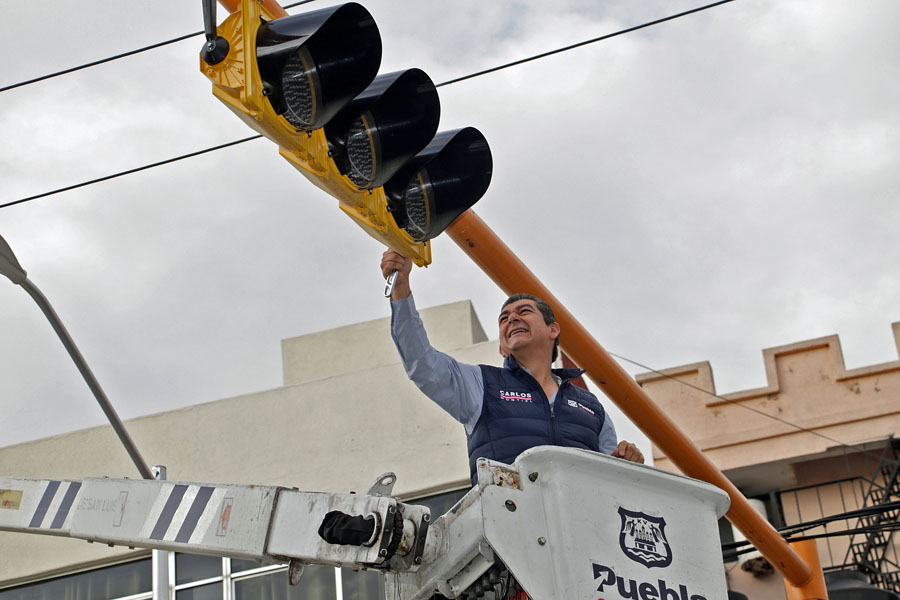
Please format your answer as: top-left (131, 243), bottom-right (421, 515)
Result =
top-left (636, 323), bottom-right (900, 473)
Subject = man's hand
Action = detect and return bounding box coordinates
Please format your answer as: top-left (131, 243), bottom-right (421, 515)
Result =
top-left (381, 249), bottom-right (413, 300)
top-left (612, 441), bottom-right (645, 464)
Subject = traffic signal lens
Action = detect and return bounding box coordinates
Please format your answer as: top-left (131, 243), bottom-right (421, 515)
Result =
top-left (400, 173), bottom-right (431, 240)
top-left (280, 48), bottom-right (321, 128)
top-left (345, 112), bottom-right (379, 187)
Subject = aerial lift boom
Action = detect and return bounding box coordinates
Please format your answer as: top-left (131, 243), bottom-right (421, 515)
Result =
top-left (0, 447), bottom-right (730, 599)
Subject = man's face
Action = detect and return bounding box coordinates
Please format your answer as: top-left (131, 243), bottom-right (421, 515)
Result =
top-left (498, 299), bottom-right (559, 359)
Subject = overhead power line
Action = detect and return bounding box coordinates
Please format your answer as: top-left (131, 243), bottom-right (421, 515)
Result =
top-left (0, 136), bottom-right (262, 209)
top-left (0, 0), bottom-right (317, 94)
top-left (1, 0), bottom-right (738, 210)
top-left (438, 0), bottom-right (736, 87)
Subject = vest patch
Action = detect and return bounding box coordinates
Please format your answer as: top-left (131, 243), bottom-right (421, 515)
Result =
top-left (567, 399), bottom-right (595, 415)
top-left (500, 390), bottom-right (533, 402)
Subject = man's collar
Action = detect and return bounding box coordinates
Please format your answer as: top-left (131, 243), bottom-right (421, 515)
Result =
top-left (503, 354), bottom-right (586, 383)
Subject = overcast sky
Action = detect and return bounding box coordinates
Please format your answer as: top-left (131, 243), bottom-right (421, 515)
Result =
top-left (1, 1), bottom-right (898, 467)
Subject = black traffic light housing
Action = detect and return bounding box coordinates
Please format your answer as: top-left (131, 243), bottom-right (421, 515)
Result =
top-left (325, 69), bottom-right (440, 190)
top-left (255, 3), bottom-right (381, 130)
top-left (384, 127), bottom-right (493, 242)
top-left (202, 1), bottom-right (493, 265)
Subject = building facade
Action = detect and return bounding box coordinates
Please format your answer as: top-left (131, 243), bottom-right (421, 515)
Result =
top-left (637, 322), bottom-right (900, 599)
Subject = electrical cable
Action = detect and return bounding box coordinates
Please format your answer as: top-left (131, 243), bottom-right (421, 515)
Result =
top-left (721, 501), bottom-right (900, 558)
top-left (778, 501), bottom-right (900, 539)
top-left (719, 501), bottom-right (900, 551)
top-left (1, 0), bottom-right (739, 210)
top-left (0, 0), bottom-right (317, 94)
top-left (436, 0), bottom-right (736, 88)
top-left (0, 136), bottom-right (262, 209)
top-left (726, 523), bottom-right (900, 559)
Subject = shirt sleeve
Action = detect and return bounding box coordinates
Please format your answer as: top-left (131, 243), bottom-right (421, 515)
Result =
top-left (598, 413), bottom-right (618, 454)
top-left (390, 294), bottom-right (484, 434)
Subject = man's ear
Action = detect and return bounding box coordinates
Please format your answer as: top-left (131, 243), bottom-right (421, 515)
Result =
top-left (498, 344), bottom-right (508, 358)
top-left (549, 322), bottom-right (561, 340)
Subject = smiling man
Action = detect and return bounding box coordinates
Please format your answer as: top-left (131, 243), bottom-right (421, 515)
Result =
top-left (381, 250), bottom-right (643, 484)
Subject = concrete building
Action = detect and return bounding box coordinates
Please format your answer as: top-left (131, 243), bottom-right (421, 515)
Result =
top-left (0, 301), bottom-right (491, 599)
top-left (637, 322), bottom-right (900, 599)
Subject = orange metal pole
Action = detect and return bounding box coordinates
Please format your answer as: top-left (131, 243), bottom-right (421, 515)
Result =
top-left (445, 209), bottom-right (815, 586)
top-left (783, 540), bottom-right (829, 599)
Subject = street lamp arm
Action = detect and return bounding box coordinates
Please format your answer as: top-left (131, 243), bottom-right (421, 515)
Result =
top-left (19, 277), bottom-right (154, 480)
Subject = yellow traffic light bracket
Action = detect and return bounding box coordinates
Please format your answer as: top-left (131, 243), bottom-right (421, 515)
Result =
top-left (200, 0), bottom-right (431, 266)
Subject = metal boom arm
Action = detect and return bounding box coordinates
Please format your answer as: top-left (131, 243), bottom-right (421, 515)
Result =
top-left (0, 448), bottom-right (732, 599)
top-left (0, 475), bottom-right (429, 573)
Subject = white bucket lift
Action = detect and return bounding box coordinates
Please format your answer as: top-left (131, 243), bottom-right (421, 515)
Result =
top-left (391, 446), bottom-right (731, 599)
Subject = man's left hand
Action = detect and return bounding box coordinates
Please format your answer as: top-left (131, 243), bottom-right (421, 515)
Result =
top-left (612, 441), bottom-right (645, 464)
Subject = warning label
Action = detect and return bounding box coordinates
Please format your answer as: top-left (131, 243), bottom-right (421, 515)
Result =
top-left (0, 489), bottom-right (23, 510)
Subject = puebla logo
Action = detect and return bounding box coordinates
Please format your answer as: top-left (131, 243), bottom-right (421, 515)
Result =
top-left (618, 507), bottom-right (672, 568)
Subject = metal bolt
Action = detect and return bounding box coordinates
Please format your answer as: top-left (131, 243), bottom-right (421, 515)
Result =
top-left (537, 537), bottom-right (547, 546)
top-left (423, 514), bottom-right (430, 522)
top-left (505, 500), bottom-right (517, 512)
top-left (414, 557), bottom-right (422, 565)
top-left (528, 472), bottom-right (539, 482)
top-left (379, 549), bottom-right (388, 557)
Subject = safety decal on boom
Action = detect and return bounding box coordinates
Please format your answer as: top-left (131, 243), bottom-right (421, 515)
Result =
top-left (0, 489), bottom-right (23, 510)
top-left (139, 483), bottom-right (228, 544)
top-left (28, 480), bottom-right (81, 530)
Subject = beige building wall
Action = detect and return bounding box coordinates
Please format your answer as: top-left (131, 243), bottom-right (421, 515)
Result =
top-left (637, 322), bottom-right (900, 599)
top-left (0, 301), bottom-right (492, 588)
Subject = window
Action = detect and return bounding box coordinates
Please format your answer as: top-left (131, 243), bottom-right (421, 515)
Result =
top-left (0, 558), bottom-right (152, 600)
top-left (233, 565), bottom-right (335, 599)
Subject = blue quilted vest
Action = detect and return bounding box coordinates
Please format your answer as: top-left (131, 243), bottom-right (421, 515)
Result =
top-left (467, 356), bottom-right (606, 484)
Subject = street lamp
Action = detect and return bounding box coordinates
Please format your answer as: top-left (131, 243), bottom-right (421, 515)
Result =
top-left (0, 233), bottom-right (154, 480)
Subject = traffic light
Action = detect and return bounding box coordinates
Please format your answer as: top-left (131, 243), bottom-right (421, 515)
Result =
top-left (255, 3), bottom-right (381, 132)
top-left (384, 127), bottom-right (492, 242)
top-left (200, 0), bottom-right (492, 266)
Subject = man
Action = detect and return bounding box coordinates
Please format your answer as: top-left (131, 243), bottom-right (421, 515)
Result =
top-left (381, 250), bottom-right (643, 484)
